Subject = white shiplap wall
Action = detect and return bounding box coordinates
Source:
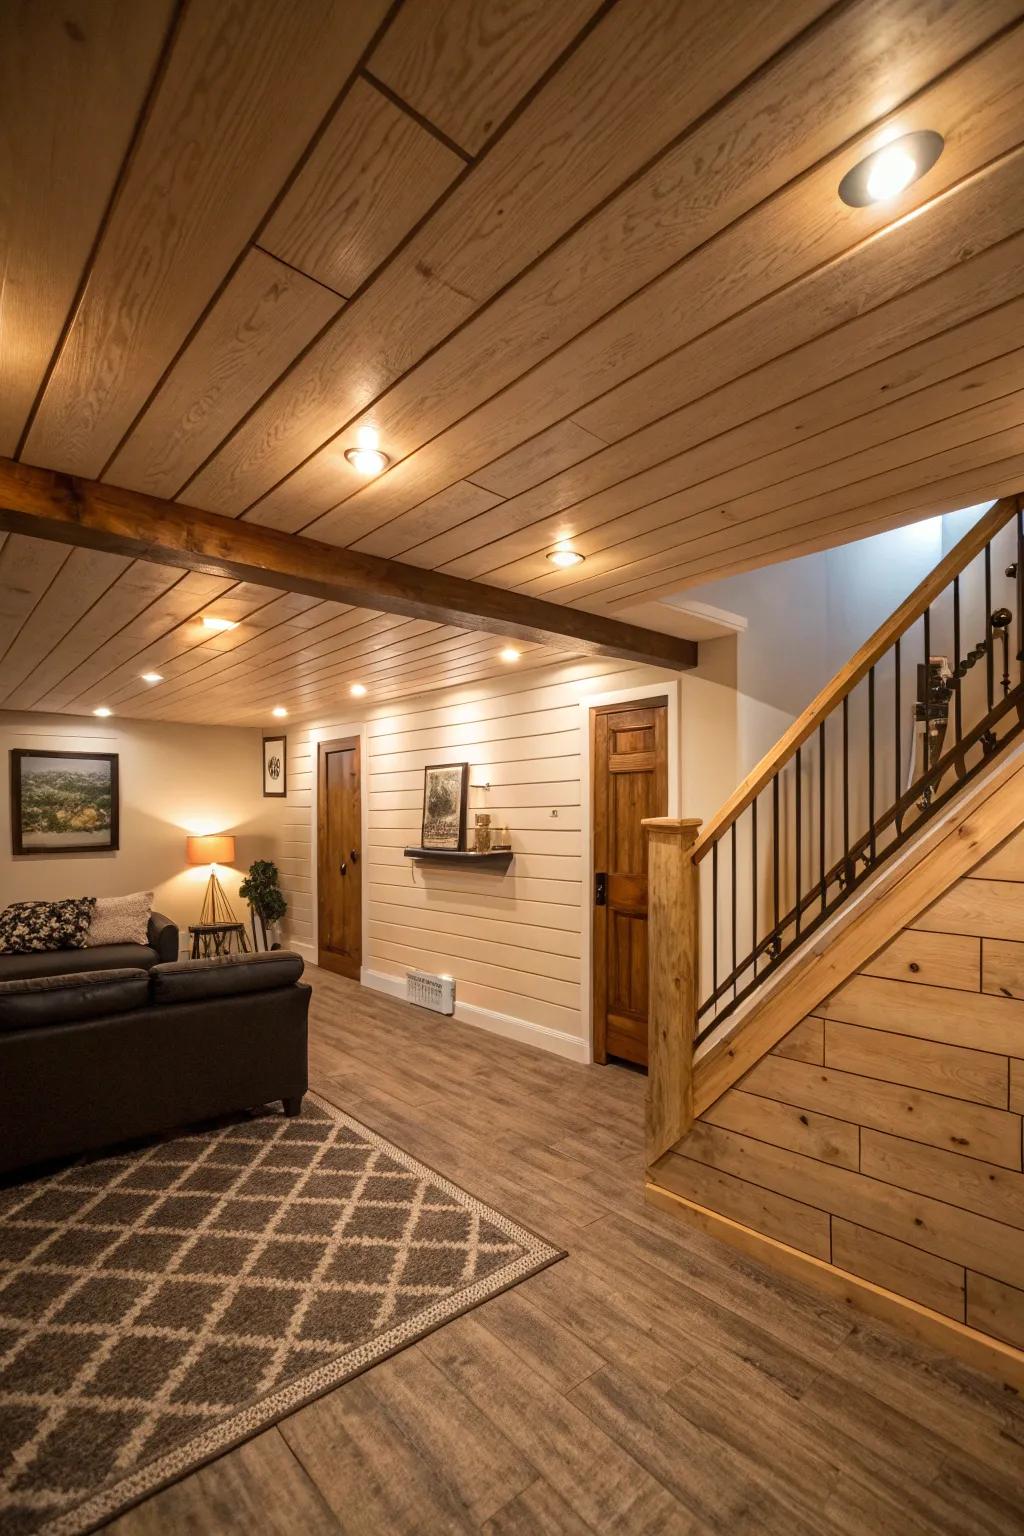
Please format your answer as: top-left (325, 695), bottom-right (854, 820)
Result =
top-left (273, 656), bottom-right (688, 1059)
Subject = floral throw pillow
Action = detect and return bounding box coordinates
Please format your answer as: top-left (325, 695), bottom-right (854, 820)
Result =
top-left (0, 898), bottom-right (97, 954)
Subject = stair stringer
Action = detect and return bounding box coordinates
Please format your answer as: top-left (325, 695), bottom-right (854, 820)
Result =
top-left (692, 736), bottom-right (1024, 1118)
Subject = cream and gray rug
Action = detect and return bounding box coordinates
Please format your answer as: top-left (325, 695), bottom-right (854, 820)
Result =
top-left (0, 1093), bottom-right (562, 1535)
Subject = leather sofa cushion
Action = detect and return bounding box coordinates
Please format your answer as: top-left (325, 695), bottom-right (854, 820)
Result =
top-left (0, 944), bottom-right (160, 982)
top-left (150, 950), bottom-right (305, 1004)
top-left (0, 968), bottom-right (150, 1033)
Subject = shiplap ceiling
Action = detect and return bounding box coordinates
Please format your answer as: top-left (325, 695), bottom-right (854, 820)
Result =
top-left (4, 0), bottom-right (1024, 726)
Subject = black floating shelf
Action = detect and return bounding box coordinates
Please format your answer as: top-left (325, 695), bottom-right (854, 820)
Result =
top-left (403, 846), bottom-right (514, 865)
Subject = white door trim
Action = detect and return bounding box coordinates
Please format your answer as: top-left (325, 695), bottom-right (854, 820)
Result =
top-left (306, 723), bottom-right (369, 970)
top-left (579, 680), bottom-right (681, 1063)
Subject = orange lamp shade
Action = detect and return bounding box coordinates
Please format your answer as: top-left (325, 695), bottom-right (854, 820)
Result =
top-left (186, 834), bottom-right (236, 866)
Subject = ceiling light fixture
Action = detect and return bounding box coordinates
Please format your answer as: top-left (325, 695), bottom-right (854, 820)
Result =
top-left (838, 129), bottom-right (944, 208)
top-left (140, 672), bottom-right (163, 684)
top-left (201, 615), bottom-right (237, 633)
top-left (345, 424), bottom-right (389, 476)
top-left (350, 683), bottom-right (367, 698)
top-left (345, 445), bottom-right (390, 475)
top-left (546, 546), bottom-right (585, 568)
top-left (500, 647), bottom-right (521, 662)
top-left (272, 706), bottom-right (288, 718)
top-left (93, 707), bottom-right (112, 718)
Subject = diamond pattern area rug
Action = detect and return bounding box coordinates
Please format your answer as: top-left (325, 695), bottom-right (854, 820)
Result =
top-left (0, 1093), bottom-right (562, 1536)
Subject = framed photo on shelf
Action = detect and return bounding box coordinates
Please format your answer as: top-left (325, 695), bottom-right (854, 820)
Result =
top-left (262, 735), bottom-right (287, 798)
top-left (421, 762), bottom-right (469, 850)
top-left (10, 748), bottom-right (119, 855)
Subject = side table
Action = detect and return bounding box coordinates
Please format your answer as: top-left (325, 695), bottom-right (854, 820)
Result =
top-left (188, 922), bottom-right (250, 959)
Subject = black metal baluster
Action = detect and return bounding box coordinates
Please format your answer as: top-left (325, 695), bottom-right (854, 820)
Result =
top-left (985, 543), bottom-right (994, 710)
top-left (795, 750), bottom-right (802, 938)
top-left (868, 666), bottom-right (876, 866)
top-left (730, 823), bottom-right (737, 1003)
top-left (952, 576), bottom-right (962, 744)
top-left (842, 694), bottom-right (850, 877)
top-left (922, 606), bottom-right (930, 802)
top-left (772, 775), bottom-right (780, 950)
top-left (894, 637), bottom-right (902, 811)
top-left (712, 841), bottom-right (719, 1011)
top-left (818, 720), bottom-right (826, 915)
top-left (751, 796), bottom-right (758, 978)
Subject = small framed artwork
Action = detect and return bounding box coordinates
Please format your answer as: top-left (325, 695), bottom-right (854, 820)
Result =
top-left (10, 749), bottom-right (119, 855)
top-left (421, 762), bottom-right (469, 850)
top-left (262, 735), bottom-right (287, 798)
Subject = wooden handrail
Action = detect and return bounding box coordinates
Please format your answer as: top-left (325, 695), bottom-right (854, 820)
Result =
top-left (691, 494), bottom-right (1021, 863)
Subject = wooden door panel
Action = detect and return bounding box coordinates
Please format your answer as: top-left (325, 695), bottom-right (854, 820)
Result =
top-left (607, 873), bottom-right (646, 910)
top-left (318, 736), bottom-right (362, 979)
top-left (608, 910), bottom-right (649, 1015)
top-left (592, 698), bottom-right (668, 1066)
top-left (610, 750), bottom-right (657, 772)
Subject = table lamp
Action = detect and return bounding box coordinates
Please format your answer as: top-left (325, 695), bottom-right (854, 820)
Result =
top-left (186, 834), bottom-right (238, 925)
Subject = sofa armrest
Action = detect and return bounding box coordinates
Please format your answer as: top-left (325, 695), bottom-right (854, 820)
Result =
top-left (148, 911), bottom-right (180, 962)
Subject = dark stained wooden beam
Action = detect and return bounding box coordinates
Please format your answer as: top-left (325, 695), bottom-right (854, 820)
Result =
top-left (0, 458), bottom-right (697, 670)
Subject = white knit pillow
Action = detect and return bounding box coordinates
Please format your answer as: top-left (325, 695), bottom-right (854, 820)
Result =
top-left (86, 891), bottom-right (153, 947)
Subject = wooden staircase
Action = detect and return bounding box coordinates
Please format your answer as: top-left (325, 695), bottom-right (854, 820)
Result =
top-left (644, 493), bottom-right (1024, 1389)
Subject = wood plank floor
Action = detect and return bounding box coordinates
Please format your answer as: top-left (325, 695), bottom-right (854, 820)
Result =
top-left (108, 966), bottom-right (1024, 1535)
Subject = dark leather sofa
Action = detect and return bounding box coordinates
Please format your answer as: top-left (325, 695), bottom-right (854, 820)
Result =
top-left (0, 950), bottom-right (310, 1177)
top-left (0, 911), bottom-right (179, 982)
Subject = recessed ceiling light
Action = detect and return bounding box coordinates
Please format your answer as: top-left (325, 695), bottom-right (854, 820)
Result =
top-left (345, 426), bottom-right (389, 476)
top-left (272, 706), bottom-right (288, 718)
top-left (201, 615), bottom-right (236, 633)
top-left (500, 647), bottom-right (521, 662)
top-left (345, 446), bottom-right (390, 475)
top-left (546, 546), bottom-right (585, 568)
top-left (140, 671), bottom-right (163, 684)
top-left (93, 707), bottom-right (112, 718)
top-left (350, 683), bottom-right (367, 697)
top-left (838, 130), bottom-right (944, 207)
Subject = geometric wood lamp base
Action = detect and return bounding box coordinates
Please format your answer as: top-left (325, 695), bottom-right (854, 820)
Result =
top-left (198, 866), bottom-right (240, 925)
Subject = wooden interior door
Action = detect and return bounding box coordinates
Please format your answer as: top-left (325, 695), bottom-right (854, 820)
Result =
top-left (592, 699), bottom-right (668, 1066)
top-left (317, 736), bottom-right (362, 979)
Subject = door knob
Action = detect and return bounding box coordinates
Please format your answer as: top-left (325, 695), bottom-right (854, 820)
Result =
top-left (594, 871), bottom-right (607, 906)
top-left (339, 860), bottom-right (347, 876)
top-left (350, 849), bottom-right (359, 864)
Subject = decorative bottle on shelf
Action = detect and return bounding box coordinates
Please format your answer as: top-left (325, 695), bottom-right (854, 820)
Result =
top-left (474, 812), bottom-right (492, 853)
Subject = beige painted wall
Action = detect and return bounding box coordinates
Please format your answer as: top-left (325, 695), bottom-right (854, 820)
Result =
top-left (0, 711), bottom-right (281, 947)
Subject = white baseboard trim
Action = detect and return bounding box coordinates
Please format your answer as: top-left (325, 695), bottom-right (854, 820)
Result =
top-left (286, 940), bottom-right (316, 963)
top-left (360, 967), bottom-right (591, 1064)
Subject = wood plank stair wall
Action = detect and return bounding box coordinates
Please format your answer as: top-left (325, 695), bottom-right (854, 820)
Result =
top-left (648, 796), bottom-right (1024, 1390)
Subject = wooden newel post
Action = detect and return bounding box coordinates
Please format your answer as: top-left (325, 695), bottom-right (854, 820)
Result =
top-left (643, 817), bottom-right (702, 1168)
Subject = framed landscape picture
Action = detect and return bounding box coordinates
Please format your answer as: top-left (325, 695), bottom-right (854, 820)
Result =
top-left (263, 734), bottom-right (287, 797)
top-left (10, 749), bottom-right (119, 855)
top-left (421, 762), bottom-right (469, 850)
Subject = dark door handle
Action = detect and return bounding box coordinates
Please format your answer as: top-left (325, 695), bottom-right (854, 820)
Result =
top-left (339, 860), bottom-right (347, 876)
top-left (350, 849), bottom-right (359, 864)
top-left (595, 871), bottom-right (607, 906)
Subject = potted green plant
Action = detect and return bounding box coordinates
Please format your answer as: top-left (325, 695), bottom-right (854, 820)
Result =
top-left (239, 859), bottom-right (288, 951)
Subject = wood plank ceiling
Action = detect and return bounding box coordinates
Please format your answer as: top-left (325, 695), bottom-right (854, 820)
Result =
top-left (3, 0), bottom-right (1024, 727)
